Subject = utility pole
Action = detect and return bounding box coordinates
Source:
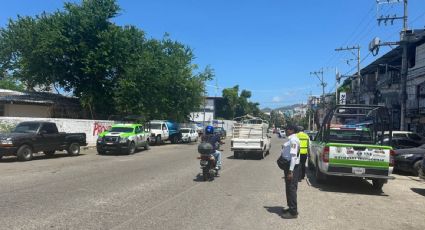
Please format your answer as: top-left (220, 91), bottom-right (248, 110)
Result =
top-left (335, 46), bottom-right (361, 104)
top-left (310, 68), bottom-right (327, 100)
top-left (375, 0), bottom-right (408, 130)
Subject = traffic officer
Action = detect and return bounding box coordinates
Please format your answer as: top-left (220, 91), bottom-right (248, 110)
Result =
top-left (297, 127), bottom-right (310, 181)
top-left (281, 125), bottom-right (301, 219)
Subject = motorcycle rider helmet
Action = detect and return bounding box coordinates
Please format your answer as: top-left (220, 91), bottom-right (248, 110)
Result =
top-left (205, 125), bottom-right (214, 135)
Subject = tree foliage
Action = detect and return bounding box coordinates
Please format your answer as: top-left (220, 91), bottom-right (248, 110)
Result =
top-left (0, 0), bottom-right (212, 121)
top-left (216, 85), bottom-right (262, 119)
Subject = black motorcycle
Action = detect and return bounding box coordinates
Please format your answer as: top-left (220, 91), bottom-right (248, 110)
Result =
top-left (197, 142), bottom-right (218, 181)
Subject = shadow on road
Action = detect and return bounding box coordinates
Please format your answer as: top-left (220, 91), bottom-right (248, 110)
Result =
top-left (411, 188), bottom-right (425, 197)
top-left (97, 149), bottom-right (148, 156)
top-left (264, 206), bottom-right (283, 217)
top-left (193, 173), bottom-right (217, 182)
top-left (306, 169), bottom-right (388, 196)
top-left (0, 152), bottom-right (85, 163)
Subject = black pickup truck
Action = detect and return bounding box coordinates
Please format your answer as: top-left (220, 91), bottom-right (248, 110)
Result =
top-left (0, 121), bottom-right (87, 161)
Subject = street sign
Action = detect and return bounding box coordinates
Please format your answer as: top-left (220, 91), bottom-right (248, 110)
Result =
top-left (339, 92), bottom-right (346, 105)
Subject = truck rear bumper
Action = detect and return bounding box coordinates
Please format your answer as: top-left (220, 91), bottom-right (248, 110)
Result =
top-left (324, 172), bottom-right (395, 180)
top-left (231, 148), bottom-right (263, 152)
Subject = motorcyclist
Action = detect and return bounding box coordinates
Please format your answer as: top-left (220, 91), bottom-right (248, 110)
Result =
top-left (202, 125), bottom-right (223, 170)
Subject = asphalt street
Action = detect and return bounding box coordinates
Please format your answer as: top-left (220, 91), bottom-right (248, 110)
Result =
top-left (0, 136), bottom-right (424, 230)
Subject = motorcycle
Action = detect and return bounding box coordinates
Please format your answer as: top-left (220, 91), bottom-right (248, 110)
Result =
top-left (197, 142), bottom-right (218, 181)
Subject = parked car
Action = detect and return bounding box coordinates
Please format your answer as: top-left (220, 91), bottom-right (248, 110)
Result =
top-left (180, 128), bottom-right (198, 143)
top-left (382, 137), bottom-right (422, 150)
top-left (214, 127), bottom-right (226, 139)
top-left (394, 144), bottom-right (425, 176)
top-left (97, 123), bottom-right (150, 155)
top-left (0, 121), bottom-right (87, 161)
top-left (277, 129), bottom-right (286, 138)
top-left (382, 131), bottom-right (425, 145)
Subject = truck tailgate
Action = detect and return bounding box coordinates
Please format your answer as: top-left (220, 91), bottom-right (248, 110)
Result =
top-left (327, 143), bottom-right (392, 177)
top-left (232, 139), bottom-right (263, 150)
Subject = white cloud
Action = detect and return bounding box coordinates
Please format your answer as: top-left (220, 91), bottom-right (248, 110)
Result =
top-left (272, 96), bottom-right (281, 102)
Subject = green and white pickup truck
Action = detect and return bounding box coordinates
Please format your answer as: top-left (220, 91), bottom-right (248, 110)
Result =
top-left (309, 105), bottom-right (395, 190)
top-left (96, 124), bottom-right (150, 155)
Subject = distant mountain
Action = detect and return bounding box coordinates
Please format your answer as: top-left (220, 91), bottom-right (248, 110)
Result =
top-left (274, 104), bottom-right (303, 111)
top-left (261, 107), bottom-right (272, 113)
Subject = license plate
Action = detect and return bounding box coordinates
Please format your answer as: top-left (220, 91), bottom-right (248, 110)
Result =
top-left (352, 167), bottom-right (365, 175)
top-left (200, 160), bottom-right (208, 165)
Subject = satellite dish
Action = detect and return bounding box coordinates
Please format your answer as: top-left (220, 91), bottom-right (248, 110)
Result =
top-left (369, 37), bottom-right (380, 56)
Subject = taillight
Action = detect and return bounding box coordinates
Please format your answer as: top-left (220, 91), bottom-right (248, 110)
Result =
top-left (389, 150), bottom-right (395, 167)
top-left (322, 146), bottom-right (330, 163)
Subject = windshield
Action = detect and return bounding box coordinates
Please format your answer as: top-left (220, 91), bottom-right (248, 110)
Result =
top-left (150, 123), bottom-right (162, 130)
top-left (13, 123), bottom-right (40, 133)
top-left (109, 127), bottom-right (134, 133)
top-left (328, 129), bottom-right (373, 144)
top-left (180, 129), bottom-right (190, 133)
top-left (408, 133), bottom-right (423, 141)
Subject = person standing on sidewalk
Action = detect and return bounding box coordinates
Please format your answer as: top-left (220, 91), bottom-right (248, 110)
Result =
top-left (296, 128), bottom-right (310, 181)
top-left (280, 125), bottom-right (301, 219)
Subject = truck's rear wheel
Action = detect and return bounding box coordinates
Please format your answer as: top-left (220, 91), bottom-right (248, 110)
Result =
top-left (156, 136), bottom-right (161, 145)
top-left (17, 145), bottom-right (33, 161)
top-left (67, 143), bottom-right (80, 156)
top-left (44, 151), bottom-right (55, 157)
top-left (315, 160), bottom-right (326, 183)
top-left (233, 151), bottom-right (240, 159)
top-left (372, 179), bottom-right (386, 191)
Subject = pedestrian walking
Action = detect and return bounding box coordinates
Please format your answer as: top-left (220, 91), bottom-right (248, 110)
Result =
top-left (278, 125), bottom-right (300, 219)
top-left (296, 128), bottom-right (310, 181)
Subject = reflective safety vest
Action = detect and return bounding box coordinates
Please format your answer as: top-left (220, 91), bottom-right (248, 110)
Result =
top-left (297, 132), bottom-right (310, 155)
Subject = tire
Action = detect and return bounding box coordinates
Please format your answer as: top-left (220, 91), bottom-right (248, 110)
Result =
top-left (17, 145), bottom-right (33, 161)
top-left (144, 142), bottom-right (150, 150)
top-left (188, 137), bottom-right (191, 143)
top-left (67, 143), bottom-right (80, 156)
top-left (372, 179), bottom-right (386, 191)
top-left (412, 160), bottom-right (422, 177)
top-left (259, 151), bottom-right (266, 160)
top-left (234, 151), bottom-right (239, 159)
top-left (97, 150), bottom-right (106, 155)
top-left (127, 142), bottom-right (136, 155)
top-left (315, 160), bottom-right (326, 183)
top-left (202, 168), bottom-right (209, 181)
top-left (156, 136), bottom-right (161, 145)
top-left (44, 151), bottom-right (55, 157)
top-left (308, 159), bottom-right (315, 171)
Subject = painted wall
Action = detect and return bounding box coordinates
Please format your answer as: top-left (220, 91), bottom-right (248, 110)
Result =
top-left (5, 104), bottom-right (51, 117)
top-left (0, 117), bottom-right (115, 146)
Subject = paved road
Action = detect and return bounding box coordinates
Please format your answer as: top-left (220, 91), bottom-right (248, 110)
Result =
top-left (0, 136), bottom-right (424, 230)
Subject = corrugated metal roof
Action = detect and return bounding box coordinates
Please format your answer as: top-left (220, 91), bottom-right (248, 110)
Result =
top-left (0, 89), bottom-right (78, 105)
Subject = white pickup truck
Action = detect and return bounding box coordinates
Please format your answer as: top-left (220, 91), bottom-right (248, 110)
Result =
top-left (230, 117), bottom-right (271, 159)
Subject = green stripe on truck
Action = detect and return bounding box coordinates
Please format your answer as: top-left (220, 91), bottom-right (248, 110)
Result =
top-left (330, 159), bottom-right (389, 169)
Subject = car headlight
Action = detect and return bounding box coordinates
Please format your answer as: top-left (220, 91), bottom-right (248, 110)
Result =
top-left (97, 136), bottom-right (103, 142)
top-left (0, 138), bottom-right (13, 145)
top-left (119, 137), bottom-right (128, 143)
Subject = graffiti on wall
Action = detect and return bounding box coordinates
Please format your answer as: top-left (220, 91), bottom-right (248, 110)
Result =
top-left (93, 122), bottom-right (112, 136)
